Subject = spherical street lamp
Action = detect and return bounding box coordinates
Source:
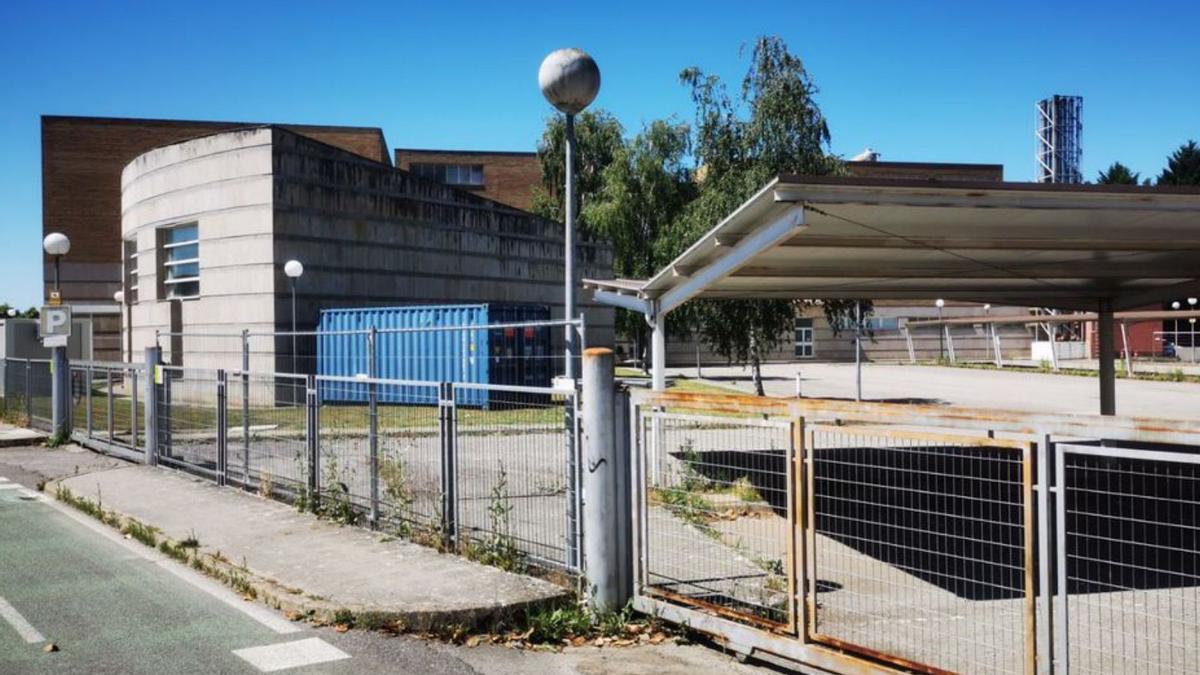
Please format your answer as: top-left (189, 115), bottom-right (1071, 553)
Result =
top-left (538, 48), bottom-right (601, 115)
top-left (113, 290), bottom-right (124, 304)
top-left (43, 232), bottom-right (71, 292)
top-left (284, 260), bottom-right (304, 376)
top-left (935, 299), bottom-right (945, 361)
top-left (6, 308), bottom-right (16, 318)
top-left (539, 48), bottom-right (600, 383)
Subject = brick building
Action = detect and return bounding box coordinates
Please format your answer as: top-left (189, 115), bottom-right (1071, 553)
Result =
top-left (393, 148), bottom-right (540, 211)
top-left (41, 115), bottom-right (391, 359)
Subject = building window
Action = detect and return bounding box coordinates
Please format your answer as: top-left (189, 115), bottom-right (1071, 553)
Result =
top-left (123, 238), bottom-right (139, 304)
top-left (410, 162), bottom-right (485, 187)
top-left (159, 223), bottom-right (200, 300)
top-left (864, 316), bottom-right (901, 331)
top-left (795, 318), bottom-right (814, 358)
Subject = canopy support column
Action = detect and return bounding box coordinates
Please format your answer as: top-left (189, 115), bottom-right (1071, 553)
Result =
top-left (651, 309), bottom-right (666, 392)
top-left (1098, 299), bottom-right (1116, 416)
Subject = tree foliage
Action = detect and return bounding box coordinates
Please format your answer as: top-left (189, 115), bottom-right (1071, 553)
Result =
top-left (583, 119), bottom-right (697, 362)
top-left (664, 36), bottom-right (860, 394)
top-left (1158, 140), bottom-right (1200, 186)
top-left (536, 36), bottom-right (870, 394)
top-left (530, 109), bottom-right (625, 233)
top-left (1096, 161), bottom-right (1140, 185)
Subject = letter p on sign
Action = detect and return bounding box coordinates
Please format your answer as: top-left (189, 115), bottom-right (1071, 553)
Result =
top-left (40, 305), bottom-right (72, 339)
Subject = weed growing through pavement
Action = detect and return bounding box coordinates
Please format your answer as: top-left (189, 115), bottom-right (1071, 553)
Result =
top-left (463, 462), bottom-right (524, 573)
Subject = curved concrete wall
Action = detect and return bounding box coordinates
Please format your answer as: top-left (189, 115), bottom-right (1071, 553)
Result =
top-left (121, 128), bottom-right (277, 369)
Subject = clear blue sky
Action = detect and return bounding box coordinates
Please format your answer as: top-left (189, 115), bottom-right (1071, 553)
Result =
top-left (1, 1), bottom-right (1197, 309)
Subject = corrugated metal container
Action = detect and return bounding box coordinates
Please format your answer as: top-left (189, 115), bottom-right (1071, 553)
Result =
top-left (317, 304), bottom-right (552, 407)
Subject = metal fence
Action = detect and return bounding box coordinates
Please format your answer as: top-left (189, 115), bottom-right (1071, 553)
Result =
top-left (69, 362), bottom-right (143, 461)
top-left (629, 390), bottom-right (1200, 675)
top-left (1, 358), bottom-right (52, 431)
top-left (1055, 443), bottom-right (1200, 674)
top-left (140, 365), bottom-right (581, 575)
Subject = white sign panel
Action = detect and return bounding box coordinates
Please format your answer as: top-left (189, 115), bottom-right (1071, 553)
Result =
top-left (40, 305), bottom-right (72, 341)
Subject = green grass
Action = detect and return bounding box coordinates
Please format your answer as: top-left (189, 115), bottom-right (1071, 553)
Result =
top-left (69, 385), bottom-right (565, 434)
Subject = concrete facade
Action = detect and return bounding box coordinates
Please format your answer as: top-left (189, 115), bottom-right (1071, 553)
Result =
top-left (120, 127), bottom-right (613, 373)
top-left (42, 116), bottom-right (392, 361)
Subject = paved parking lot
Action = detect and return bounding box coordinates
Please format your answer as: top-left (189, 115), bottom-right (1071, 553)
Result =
top-left (670, 361), bottom-right (1200, 419)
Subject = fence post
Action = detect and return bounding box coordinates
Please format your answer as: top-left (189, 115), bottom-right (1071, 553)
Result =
top-left (611, 381), bottom-right (633, 604)
top-left (367, 327), bottom-right (379, 528)
top-left (51, 347), bottom-right (70, 439)
top-left (106, 369), bottom-right (115, 444)
top-left (85, 364), bottom-right (93, 436)
top-left (144, 346), bottom-right (161, 466)
top-left (25, 359), bottom-right (33, 426)
top-left (241, 329), bottom-right (250, 485)
top-left (1036, 430), bottom-right (1054, 674)
top-left (306, 374), bottom-right (319, 503)
top-left (216, 370), bottom-right (228, 487)
top-left (131, 367), bottom-right (138, 450)
top-left (439, 381), bottom-right (458, 549)
top-left (582, 347), bottom-right (626, 611)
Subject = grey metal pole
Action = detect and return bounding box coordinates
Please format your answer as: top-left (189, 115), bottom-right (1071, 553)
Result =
top-left (564, 113), bottom-right (577, 381)
top-left (368, 327), bottom-right (379, 528)
top-left (937, 306), bottom-right (944, 360)
top-left (290, 278), bottom-right (298, 376)
top-left (582, 347), bottom-right (625, 611)
top-left (241, 329), bottom-right (250, 485)
top-left (854, 301), bottom-right (862, 402)
top-left (216, 370), bottom-right (228, 487)
top-left (144, 345), bottom-right (160, 466)
top-left (50, 255), bottom-right (70, 439)
top-left (1098, 299), bottom-right (1116, 415)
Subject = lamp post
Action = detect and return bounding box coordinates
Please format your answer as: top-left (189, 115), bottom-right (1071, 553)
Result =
top-left (284, 260), bottom-right (304, 376)
top-left (539, 48), bottom-right (600, 382)
top-left (935, 299), bottom-right (945, 361)
top-left (43, 232), bottom-right (71, 439)
top-left (1172, 301), bottom-right (1181, 353)
top-left (113, 290), bottom-right (127, 362)
top-left (1190, 299), bottom-right (1199, 363)
top-left (6, 308), bottom-right (16, 318)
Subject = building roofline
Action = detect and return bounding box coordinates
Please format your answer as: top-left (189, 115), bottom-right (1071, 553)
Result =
top-left (394, 147), bottom-right (537, 158)
top-left (776, 174), bottom-right (1200, 195)
top-left (845, 160), bottom-right (1004, 171)
top-left (41, 114), bottom-right (387, 136)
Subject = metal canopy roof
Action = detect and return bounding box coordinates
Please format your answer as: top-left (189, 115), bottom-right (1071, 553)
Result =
top-left (584, 176), bottom-right (1200, 314)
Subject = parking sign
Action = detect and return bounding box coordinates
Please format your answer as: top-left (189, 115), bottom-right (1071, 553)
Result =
top-left (40, 305), bottom-right (72, 345)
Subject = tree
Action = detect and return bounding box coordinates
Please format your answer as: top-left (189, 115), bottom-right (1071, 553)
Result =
top-left (662, 36), bottom-right (862, 395)
top-left (530, 109), bottom-right (625, 233)
top-left (584, 119), bottom-right (697, 369)
top-left (1097, 161), bottom-right (1140, 185)
top-left (1159, 140), bottom-right (1200, 185)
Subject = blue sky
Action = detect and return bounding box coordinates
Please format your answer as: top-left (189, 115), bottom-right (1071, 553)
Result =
top-left (1, 1), bottom-right (1197, 308)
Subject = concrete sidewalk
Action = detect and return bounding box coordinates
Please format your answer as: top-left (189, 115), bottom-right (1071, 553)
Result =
top-left (46, 462), bottom-right (567, 630)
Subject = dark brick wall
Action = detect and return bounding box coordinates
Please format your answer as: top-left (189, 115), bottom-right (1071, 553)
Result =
top-left (41, 115), bottom-right (390, 302)
top-left (394, 149), bottom-right (541, 211)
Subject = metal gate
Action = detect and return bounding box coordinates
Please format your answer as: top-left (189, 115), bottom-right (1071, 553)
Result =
top-left (635, 408), bottom-right (798, 631)
top-left (69, 361), bottom-right (144, 462)
top-left (1054, 443), bottom-right (1200, 674)
top-left (806, 425), bottom-right (1036, 674)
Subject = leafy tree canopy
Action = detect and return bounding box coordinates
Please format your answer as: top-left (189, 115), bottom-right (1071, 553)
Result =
top-left (1159, 140), bottom-right (1200, 186)
top-left (1096, 161), bottom-right (1140, 185)
top-left (530, 109), bottom-right (625, 233)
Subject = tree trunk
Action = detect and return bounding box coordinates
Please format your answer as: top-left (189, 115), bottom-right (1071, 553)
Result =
top-left (750, 334), bottom-right (765, 396)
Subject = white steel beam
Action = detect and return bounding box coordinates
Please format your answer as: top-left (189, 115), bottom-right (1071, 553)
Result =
top-left (658, 207), bottom-right (806, 315)
top-left (592, 289), bottom-right (650, 315)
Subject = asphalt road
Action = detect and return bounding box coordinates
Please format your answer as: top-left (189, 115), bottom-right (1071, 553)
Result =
top-left (0, 473), bottom-right (476, 675)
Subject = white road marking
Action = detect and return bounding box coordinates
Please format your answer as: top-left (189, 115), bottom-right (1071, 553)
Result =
top-left (0, 596), bottom-right (45, 644)
top-left (41, 495), bottom-right (301, 634)
top-left (233, 637), bottom-right (350, 672)
top-left (0, 483), bottom-right (23, 490)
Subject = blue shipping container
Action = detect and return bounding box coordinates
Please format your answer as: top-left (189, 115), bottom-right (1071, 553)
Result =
top-left (317, 303), bottom-right (552, 407)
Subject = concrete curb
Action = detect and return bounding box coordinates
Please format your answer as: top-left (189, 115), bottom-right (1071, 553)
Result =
top-left (45, 478), bottom-right (568, 633)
